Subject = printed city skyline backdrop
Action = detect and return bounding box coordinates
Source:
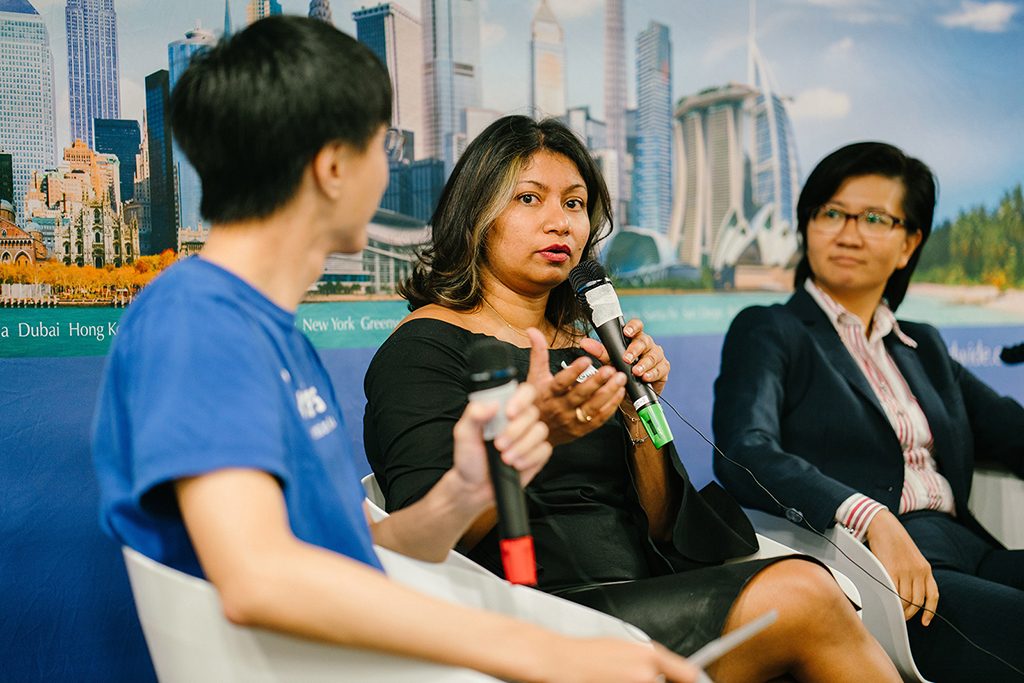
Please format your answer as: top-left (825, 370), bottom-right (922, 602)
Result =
top-left (1, 0), bottom-right (1022, 297)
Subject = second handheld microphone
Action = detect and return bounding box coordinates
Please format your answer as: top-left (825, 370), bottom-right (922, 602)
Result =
top-left (568, 259), bottom-right (674, 448)
top-left (466, 339), bottom-right (537, 586)
top-left (1000, 341), bottom-right (1024, 365)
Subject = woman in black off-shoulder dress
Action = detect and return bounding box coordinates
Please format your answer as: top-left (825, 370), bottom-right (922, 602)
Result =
top-left (363, 115), bottom-right (899, 683)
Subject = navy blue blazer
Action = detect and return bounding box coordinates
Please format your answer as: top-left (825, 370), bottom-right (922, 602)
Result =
top-left (712, 287), bottom-right (1024, 543)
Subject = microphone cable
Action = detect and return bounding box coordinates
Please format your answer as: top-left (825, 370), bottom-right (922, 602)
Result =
top-left (658, 394), bottom-right (1024, 679)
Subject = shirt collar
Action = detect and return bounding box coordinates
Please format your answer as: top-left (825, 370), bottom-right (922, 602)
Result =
top-left (804, 279), bottom-right (917, 348)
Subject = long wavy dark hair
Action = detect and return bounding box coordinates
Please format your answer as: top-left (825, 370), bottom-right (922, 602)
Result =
top-left (399, 115), bottom-right (613, 335)
top-left (794, 141), bottom-right (937, 311)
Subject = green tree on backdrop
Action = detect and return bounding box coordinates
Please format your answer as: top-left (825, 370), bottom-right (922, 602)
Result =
top-left (917, 184), bottom-right (1024, 289)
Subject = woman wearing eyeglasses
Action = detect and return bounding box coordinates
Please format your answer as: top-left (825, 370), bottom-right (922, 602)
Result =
top-left (712, 142), bottom-right (1024, 682)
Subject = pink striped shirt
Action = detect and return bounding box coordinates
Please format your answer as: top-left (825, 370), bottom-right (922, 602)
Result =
top-left (804, 280), bottom-right (956, 541)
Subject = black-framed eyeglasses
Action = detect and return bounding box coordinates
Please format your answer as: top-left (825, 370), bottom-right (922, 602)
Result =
top-left (384, 127), bottom-right (405, 164)
top-left (811, 204), bottom-right (907, 238)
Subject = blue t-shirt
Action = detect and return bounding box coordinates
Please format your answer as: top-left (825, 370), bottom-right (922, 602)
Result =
top-left (92, 257), bottom-right (382, 577)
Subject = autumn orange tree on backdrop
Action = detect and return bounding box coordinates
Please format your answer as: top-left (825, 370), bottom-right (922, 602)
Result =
top-left (0, 250), bottom-right (177, 300)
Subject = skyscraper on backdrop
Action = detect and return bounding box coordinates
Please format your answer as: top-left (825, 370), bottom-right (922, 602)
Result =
top-left (66, 0), bottom-right (120, 149)
top-left (168, 25), bottom-right (217, 236)
top-left (603, 0), bottom-right (628, 224)
top-left (94, 118), bottom-right (140, 203)
top-left (0, 150), bottom-right (13, 206)
top-left (127, 111), bottom-right (150, 252)
top-left (355, 2), bottom-right (446, 222)
top-left (223, 0), bottom-right (232, 35)
top-left (246, 0), bottom-right (282, 25)
top-left (422, 0), bottom-right (480, 174)
top-left (0, 149), bottom-right (11, 205)
top-left (0, 0), bottom-right (58, 227)
top-left (634, 21), bottom-right (672, 235)
top-left (309, 0), bottom-right (332, 23)
top-left (353, 2), bottom-right (423, 160)
top-left (144, 69), bottom-right (175, 255)
top-left (529, 0), bottom-right (566, 119)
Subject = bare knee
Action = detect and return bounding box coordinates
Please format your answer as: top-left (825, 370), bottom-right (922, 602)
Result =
top-left (740, 560), bottom-right (855, 635)
top-left (712, 561), bottom-right (853, 680)
top-left (716, 561), bottom-right (898, 682)
top-left (771, 560), bottom-right (848, 606)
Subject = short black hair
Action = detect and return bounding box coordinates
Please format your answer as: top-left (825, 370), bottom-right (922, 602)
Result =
top-left (169, 16), bottom-right (392, 224)
top-left (794, 141), bottom-right (937, 311)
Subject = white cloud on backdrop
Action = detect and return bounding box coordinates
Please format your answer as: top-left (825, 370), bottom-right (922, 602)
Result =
top-left (938, 1), bottom-right (1019, 32)
top-left (825, 36), bottom-right (855, 58)
top-left (700, 32), bottom-right (747, 67)
top-left (788, 87), bottom-right (852, 121)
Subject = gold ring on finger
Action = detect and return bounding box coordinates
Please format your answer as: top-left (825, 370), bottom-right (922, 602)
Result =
top-left (575, 407), bottom-right (592, 423)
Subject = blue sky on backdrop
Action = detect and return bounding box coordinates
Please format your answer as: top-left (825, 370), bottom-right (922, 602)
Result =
top-left (27, 0), bottom-right (1024, 223)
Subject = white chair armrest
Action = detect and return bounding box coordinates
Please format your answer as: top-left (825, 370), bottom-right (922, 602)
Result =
top-left (744, 509), bottom-right (930, 683)
top-left (725, 532), bottom-right (862, 617)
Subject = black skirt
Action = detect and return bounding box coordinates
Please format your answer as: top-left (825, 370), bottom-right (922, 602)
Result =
top-left (554, 556), bottom-right (818, 656)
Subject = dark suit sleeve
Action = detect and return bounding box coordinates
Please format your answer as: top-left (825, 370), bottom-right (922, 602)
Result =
top-left (363, 327), bottom-right (468, 512)
top-left (712, 306), bottom-right (862, 531)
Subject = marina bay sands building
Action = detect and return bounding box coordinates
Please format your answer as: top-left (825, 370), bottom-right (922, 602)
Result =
top-left (668, 41), bottom-right (799, 272)
top-left (670, 83), bottom-right (756, 270)
top-left (603, 1), bottom-right (800, 282)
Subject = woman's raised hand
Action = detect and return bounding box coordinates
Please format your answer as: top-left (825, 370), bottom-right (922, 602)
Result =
top-left (525, 328), bottom-right (627, 446)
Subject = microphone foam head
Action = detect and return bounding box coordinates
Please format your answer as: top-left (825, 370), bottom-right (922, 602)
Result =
top-left (1000, 342), bottom-right (1024, 365)
top-left (466, 339), bottom-right (518, 391)
top-left (568, 260), bottom-right (608, 297)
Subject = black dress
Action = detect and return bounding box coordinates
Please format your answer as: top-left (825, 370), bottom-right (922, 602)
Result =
top-left (363, 318), bottom-right (798, 655)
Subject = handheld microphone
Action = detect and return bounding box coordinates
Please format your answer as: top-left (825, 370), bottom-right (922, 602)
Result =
top-left (1000, 342), bottom-right (1024, 365)
top-left (466, 339), bottom-right (537, 586)
top-left (568, 260), bottom-right (674, 448)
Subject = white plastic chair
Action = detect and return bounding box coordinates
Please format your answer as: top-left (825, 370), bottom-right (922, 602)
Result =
top-left (376, 544), bottom-right (651, 643)
top-left (744, 509), bottom-right (930, 683)
top-left (122, 546), bottom-right (500, 682)
top-left (124, 482), bottom-right (652, 681)
top-left (360, 473), bottom-right (653, 642)
top-left (361, 474), bottom-right (862, 625)
top-left (361, 473), bottom-right (497, 577)
top-left (970, 463), bottom-right (1024, 549)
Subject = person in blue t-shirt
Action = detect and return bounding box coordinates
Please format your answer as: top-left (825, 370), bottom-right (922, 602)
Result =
top-left (91, 16), bottom-right (697, 683)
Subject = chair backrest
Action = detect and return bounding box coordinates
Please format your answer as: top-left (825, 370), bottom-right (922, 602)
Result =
top-left (362, 472), bottom-right (387, 520)
top-left (374, 545), bottom-right (649, 642)
top-left (361, 473), bottom-right (502, 577)
top-left (122, 546), bottom-right (498, 683)
top-left (360, 472), bottom-right (651, 643)
top-left (970, 463), bottom-right (1024, 549)
top-left (745, 509), bottom-right (931, 683)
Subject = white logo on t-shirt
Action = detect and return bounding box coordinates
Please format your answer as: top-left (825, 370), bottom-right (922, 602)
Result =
top-left (295, 386), bottom-right (327, 420)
